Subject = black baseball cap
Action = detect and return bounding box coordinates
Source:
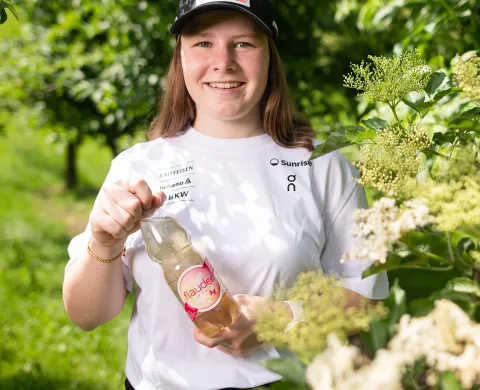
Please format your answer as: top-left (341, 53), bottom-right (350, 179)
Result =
top-left (170, 0), bottom-right (278, 39)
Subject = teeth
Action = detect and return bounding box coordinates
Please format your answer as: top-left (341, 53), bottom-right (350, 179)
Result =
top-left (208, 82), bottom-right (242, 89)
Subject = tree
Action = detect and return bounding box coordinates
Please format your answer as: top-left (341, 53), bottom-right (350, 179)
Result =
top-left (1, 0), bottom-right (177, 188)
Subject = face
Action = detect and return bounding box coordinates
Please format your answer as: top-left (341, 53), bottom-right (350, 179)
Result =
top-left (180, 10), bottom-right (270, 123)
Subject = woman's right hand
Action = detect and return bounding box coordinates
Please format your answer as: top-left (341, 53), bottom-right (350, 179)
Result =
top-left (89, 178), bottom-right (166, 249)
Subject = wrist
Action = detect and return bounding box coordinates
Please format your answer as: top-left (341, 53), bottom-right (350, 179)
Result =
top-left (88, 237), bottom-right (126, 261)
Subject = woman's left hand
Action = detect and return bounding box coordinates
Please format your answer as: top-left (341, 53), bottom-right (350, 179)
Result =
top-left (193, 294), bottom-right (292, 357)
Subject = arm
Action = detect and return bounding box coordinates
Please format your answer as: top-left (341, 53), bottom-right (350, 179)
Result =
top-left (63, 239), bottom-right (129, 331)
top-left (63, 179), bottom-right (165, 331)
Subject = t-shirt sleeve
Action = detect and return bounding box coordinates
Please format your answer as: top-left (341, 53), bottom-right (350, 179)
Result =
top-left (319, 154), bottom-right (389, 300)
top-left (65, 153), bottom-right (135, 293)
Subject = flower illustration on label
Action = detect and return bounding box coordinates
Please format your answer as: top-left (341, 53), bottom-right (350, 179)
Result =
top-left (178, 259), bottom-right (222, 320)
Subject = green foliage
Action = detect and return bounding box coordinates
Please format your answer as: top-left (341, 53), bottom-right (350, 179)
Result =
top-left (0, 1), bottom-right (18, 24)
top-left (0, 116), bottom-right (130, 390)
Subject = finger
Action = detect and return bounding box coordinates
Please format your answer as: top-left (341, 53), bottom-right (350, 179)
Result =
top-left (141, 192), bottom-right (167, 219)
top-left (216, 346), bottom-right (235, 356)
top-left (103, 201), bottom-right (136, 232)
top-left (90, 211), bottom-right (128, 240)
top-left (104, 183), bottom-right (143, 222)
top-left (151, 192), bottom-right (166, 209)
top-left (193, 327), bottom-right (228, 349)
top-left (125, 178), bottom-right (154, 209)
top-left (216, 345), bottom-right (259, 357)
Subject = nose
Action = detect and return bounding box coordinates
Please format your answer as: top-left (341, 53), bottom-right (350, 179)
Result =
top-left (212, 45), bottom-right (237, 73)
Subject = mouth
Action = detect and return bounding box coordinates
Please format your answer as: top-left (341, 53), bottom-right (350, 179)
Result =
top-left (205, 82), bottom-right (245, 90)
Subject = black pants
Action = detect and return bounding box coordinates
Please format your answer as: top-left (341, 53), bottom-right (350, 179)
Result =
top-left (125, 378), bottom-right (273, 389)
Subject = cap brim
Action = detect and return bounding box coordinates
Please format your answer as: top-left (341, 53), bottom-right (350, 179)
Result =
top-left (170, 3), bottom-right (274, 37)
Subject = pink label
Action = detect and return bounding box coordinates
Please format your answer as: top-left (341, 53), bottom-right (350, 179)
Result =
top-left (178, 258), bottom-right (222, 320)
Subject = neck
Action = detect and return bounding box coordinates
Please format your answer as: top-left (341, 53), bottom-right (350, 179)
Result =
top-left (192, 111), bottom-right (264, 139)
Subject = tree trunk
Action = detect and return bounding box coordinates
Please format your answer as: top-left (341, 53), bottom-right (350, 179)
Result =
top-left (65, 140), bottom-right (78, 190)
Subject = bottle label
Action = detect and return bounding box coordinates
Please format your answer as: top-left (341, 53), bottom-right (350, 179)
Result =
top-left (178, 258), bottom-right (222, 321)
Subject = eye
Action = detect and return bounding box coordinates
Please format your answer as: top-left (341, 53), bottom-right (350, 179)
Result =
top-left (235, 42), bottom-right (253, 48)
top-left (196, 42), bottom-right (211, 48)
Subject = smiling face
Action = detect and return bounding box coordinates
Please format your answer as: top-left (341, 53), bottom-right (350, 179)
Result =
top-left (180, 10), bottom-right (270, 125)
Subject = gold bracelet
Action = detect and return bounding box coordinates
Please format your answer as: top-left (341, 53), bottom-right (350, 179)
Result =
top-left (87, 241), bottom-right (126, 263)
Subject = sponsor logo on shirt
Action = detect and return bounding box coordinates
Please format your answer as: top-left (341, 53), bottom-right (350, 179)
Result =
top-left (270, 158), bottom-right (313, 167)
top-left (158, 162), bottom-right (195, 204)
top-left (287, 175), bottom-right (296, 192)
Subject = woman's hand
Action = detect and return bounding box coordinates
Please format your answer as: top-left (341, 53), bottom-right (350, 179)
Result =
top-left (193, 294), bottom-right (293, 357)
top-left (89, 178), bottom-right (166, 249)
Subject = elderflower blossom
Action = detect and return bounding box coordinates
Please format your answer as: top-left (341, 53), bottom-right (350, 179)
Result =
top-left (416, 176), bottom-right (480, 232)
top-left (254, 272), bottom-right (387, 364)
top-left (306, 335), bottom-right (405, 390)
top-left (414, 145), bottom-right (480, 232)
top-left (342, 197), bottom-right (434, 264)
top-left (454, 52), bottom-right (480, 101)
top-left (354, 124), bottom-right (429, 195)
top-left (343, 50), bottom-right (433, 104)
top-left (390, 300), bottom-right (480, 388)
top-left (306, 300), bottom-right (480, 390)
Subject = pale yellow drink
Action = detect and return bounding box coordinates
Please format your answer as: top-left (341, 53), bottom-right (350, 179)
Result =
top-left (140, 212), bottom-right (241, 337)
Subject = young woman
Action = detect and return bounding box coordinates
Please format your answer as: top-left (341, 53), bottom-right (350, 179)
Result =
top-left (63, 1), bottom-right (389, 389)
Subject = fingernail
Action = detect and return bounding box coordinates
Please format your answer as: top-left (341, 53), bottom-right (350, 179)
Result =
top-left (145, 203), bottom-right (151, 209)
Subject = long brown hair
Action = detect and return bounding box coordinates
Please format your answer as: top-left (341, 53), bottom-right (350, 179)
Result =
top-left (148, 36), bottom-right (315, 151)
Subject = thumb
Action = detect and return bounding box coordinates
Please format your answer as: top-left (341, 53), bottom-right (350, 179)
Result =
top-left (151, 191), bottom-right (166, 209)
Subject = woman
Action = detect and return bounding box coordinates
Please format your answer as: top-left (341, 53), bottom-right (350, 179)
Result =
top-left (63, 1), bottom-right (389, 389)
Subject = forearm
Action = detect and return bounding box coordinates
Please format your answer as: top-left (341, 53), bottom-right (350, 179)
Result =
top-left (63, 240), bottom-right (128, 331)
top-left (344, 287), bottom-right (374, 309)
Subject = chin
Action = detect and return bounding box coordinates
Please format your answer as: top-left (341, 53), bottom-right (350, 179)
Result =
top-left (210, 110), bottom-right (247, 121)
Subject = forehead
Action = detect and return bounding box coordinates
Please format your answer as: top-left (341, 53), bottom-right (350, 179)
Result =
top-left (181, 9), bottom-right (264, 36)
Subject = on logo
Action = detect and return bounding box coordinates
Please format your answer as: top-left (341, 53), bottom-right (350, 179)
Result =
top-left (270, 158), bottom-right (279, 166)
top-left (287, 175), bottom-right (296, 192)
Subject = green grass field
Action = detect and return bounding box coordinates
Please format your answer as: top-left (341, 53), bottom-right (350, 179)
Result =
top-left (0, 111), bottom-right (135, 389)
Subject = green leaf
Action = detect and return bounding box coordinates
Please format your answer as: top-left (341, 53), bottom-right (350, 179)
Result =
top-left (361, 117), bottom-right (389, 131)
top-left (433, 131), bottom-right (456, 146)
top-left (425, 72), bottom-right (446, 97)
top-left (401, 99), bottom-right (435, 116)
top-left (268, 381), bottom-right (307, 390)
top-left (4, 1), bottom-right (18, 20)
top-left (343, 125), bottom-right (367, 141)
top-left (449, 108), bottom-right (480, 131)
top-left (262, 359), bottom-right (306, 386)
top-left (414, 100), bottom-right (437, 111)
top-left (429, 289), bottom-right (477, 316)
top-left (386, 279), bottom-right (406, 335)
top-left (402, 98), bottom-right (419, 113)
top-left (408, 298), bottom-right (434, 317)
top-left (0, 8), bottom-right (6, 24)
top-left (360, 319), bottom-right (388, 355)
top-left (310, 131), bottom-right (354, 159)
top-left (446, 277), bottom-right (480, 297)
top-left (361, 254), bottom-right (430, 278)
top-left (439, 372), bottom-right (462, 390)
top-left (458, 237), bottom-right (476, 254)
top-left (433, 87), bottom-right (461, 102)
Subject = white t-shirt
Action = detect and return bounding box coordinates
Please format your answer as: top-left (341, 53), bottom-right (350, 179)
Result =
top-left (66, 127), bottom-right (389, 390)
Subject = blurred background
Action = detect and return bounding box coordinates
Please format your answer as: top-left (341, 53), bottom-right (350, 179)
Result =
top-left (0, 0), bottom-right (478, 389)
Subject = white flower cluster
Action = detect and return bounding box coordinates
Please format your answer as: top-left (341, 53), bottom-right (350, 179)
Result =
top-left (306, 300), bottom-right (480, 390)
top-left (306, 334), bottom-right (404, 390)
top-left (341, 197), bottom-right (434, 264)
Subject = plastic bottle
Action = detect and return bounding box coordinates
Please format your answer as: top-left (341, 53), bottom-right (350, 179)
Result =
top-left (140, 210), bottom-right (241, 337)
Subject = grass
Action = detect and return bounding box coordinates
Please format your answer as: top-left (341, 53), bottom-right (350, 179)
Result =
top-left (0, 111), bottom-right (136, 390)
